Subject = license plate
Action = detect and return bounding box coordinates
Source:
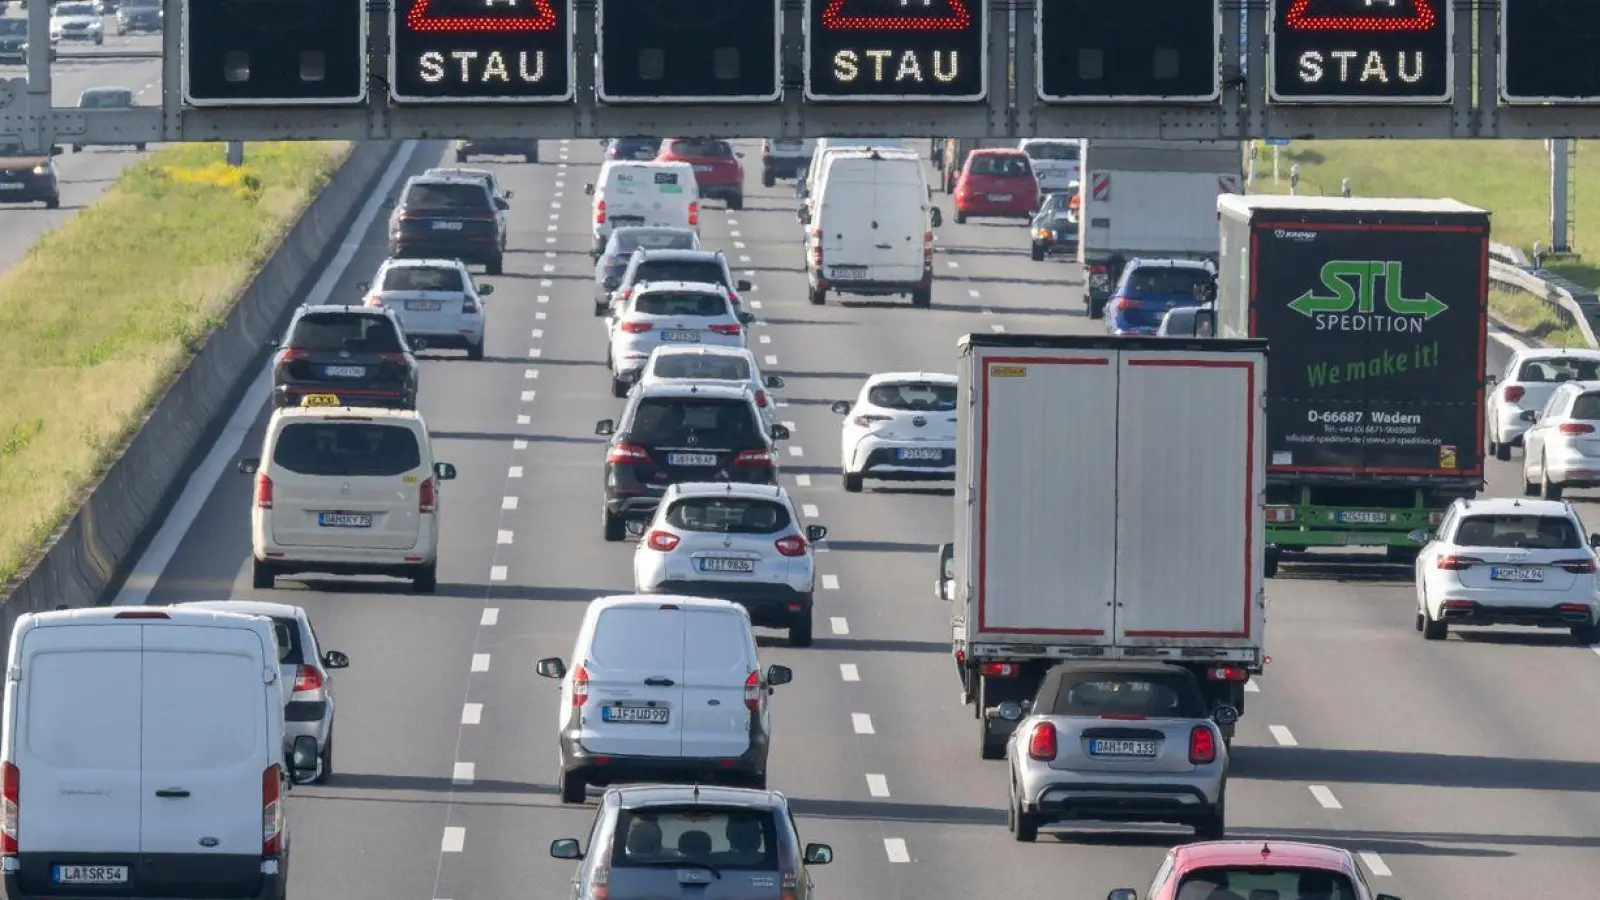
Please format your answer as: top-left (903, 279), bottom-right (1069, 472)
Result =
top-left (1491, 566), bottom-right (1545, 582)
top-left (1088, 739), bottom-right (1158, 758)
top-left (698, 557), bottom-right (756, 573)
top-left (897, 447), bottom-right (944, 461)
top-left (405, 299), bottom-right (442, 311)
top-left (318, 512), bottom-right (373, 528)
top-left (323, 365), bottom-right (367, 378)
top-left (612, 216), bottom-right (645, 226)
top-left (0, 183), bottom-right (23, 191)
top-left (987, 193), bottom-right (1014, 202)
top-left (668, 452), bottom-right (718, 467)
top-left (431, 220), bottom-right (463, 231)
top-left (602, 705), bottom-right (669, 724)
top-left (830, 266), bottom-right (867, 279)
top-left (661, 329), bottom-right (700, 342)
top-left (299, 393), bottom-right (342, 407)
top-left (1336, 510), bottom-right (1390, 524)
top-left (54, 866), bottom-right (128, 885)
top-left (694, 165), bottom-right (714, 172)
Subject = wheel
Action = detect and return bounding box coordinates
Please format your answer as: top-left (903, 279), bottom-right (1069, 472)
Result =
top-left (1541, 458), bottom-right (1564, 500)
top-left (1031, 244), bottom-right (1045, 262)
top-left (789, 612), bottom-right (813, 647)
top-left (1263, 548), bottom-right (1280, 579)
top-left (911, 283), bottom-right (932, 308)
top-left (486, 256), bottom-right (503, 276)
top-left (1574, 623), bottom-right (1600, 645)
top-left (745, 770), bottom-right (768, 790)
top-left (1421, 605), bottom-right (1448, 641)
top-left (954, 210), bottom-right (968, 224)
top-left (558, 768), bottom-right (586, 805)
top-left (808, 284), bottom-right (827, 306)
top-left (527, 147), bottom-right (538, 163)
top-left (1009, 789), bottom-right (1039, 842)
top-left (455, 151), bottom-right (469, 163)
top-left (412, 563), bottom-right (437, 594)
top-left (134, 143), bottom-right (145, 152)
top-left (602, 508), bottom-right (627, 542)
top-left (729, 193), bottom-right (744, 211)
top-left (70, 144), bottom-right (81, 153)
top-left (251, 559), bottom-right (275, 590)
top-left (611, 377), bottom-right (630, 399)
top-left (594, 302), bottom-right (609, 317)
top-left (1195, 802), bottom-right (1226, 840)
top-left (1523, 465), bottom-right (1541, 497)
top-left (977, 682), bottom-right (1007, 760)
top-left (467, 340), bottom-right (485, 361)
top-left (312, 732), bottom-right (333, 785)
top-left (842, 470), bottom-right (863, 493)
top-left (44, 197), bottom-right (59, 210)
top-left (762, 171), bottom-right (775, 188)
top-left (1415, 610), bottom-right (1425, 632)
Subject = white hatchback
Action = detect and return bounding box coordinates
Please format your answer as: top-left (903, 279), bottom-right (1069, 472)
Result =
top-left (1521, 380), bottom-right (1600, 499)
top-left (831, 372), bottom-right (958, 492)
top-left (606, 280), bottom-right (754, 398)
top-left (634, 345), bottom-right (785, 429)
top-left (360, 258), bottom-right (492, 360)
top-left (634, 483), bottom-right (827, 646)
top-left (1487, 349), bottom-right (1600, 461)
top-left (1415, 497), bottom-right (1600, 644)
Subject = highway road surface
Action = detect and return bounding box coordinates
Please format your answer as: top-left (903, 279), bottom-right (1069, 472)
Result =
top-left (113, 137), bottom-right (1596, 900)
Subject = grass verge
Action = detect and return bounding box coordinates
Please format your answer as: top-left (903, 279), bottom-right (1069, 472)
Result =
top-left (0, 140), bottom-right (351, 585)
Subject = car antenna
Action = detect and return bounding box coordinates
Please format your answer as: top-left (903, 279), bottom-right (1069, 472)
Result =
top-left (1260, 842), bottom-right (1271, 856)
top-left (693, 781), bottom-right (701, 802)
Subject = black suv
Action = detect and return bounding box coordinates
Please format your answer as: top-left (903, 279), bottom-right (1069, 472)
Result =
top-left (606, 249), bottom-right (752, 317)
top-left (387, 175), bottom-right (507, 274)
top-left (270, 305), bottom-right (420, 409)
top-left (595, 382), bottom-right (788, 541)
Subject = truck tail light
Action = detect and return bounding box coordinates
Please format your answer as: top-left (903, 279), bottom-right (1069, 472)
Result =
top-left (419, 477), bottom-right (436, 514)
top-left (572, 664), bottom-right (589, 706)
top-left (688, 201), bottom-right (699, 227)
top-left (811, 231), bottom-right (822, 267)
top-left (979, 663), bottom-right (1018, 677)
top-left (1264, 506), bottom-right (1295, 523)
top-left (1207, 666), bottom-right (1248, 682)
top-left (595, 200), bottom-right (606, 224)
top-left (744, 670), bottom-right (761, 712)
top-left (1, 762), bottom-right (17, 855)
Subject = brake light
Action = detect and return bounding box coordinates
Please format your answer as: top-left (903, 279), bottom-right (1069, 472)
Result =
top-left (1, 762), bottom-right (17, 855)
top-left (774, 535), bottom-right (808, 557)
top-left (853, 414), bottom-right (890, 428)
top-left (419, 477), bottom-right (436, 514)
top-left (1189, 726), bottom-right (1217, 764)
top-left (572, 664), bottom-right (589, 706)
top-left (595, 200), bottom-right (606, 225)
top-left (256, 474), bottom-right (274, 509)
top-left (292, 665), bottom-right (323, 693)
top-left (646, 530), bottom-right (679, 552)
top-left (708, 323), bottom-right (741, 336)
top-left (979, 662), bottom-right (1017, 677)
top-left (363, 294), bottom-right (383, 308)
top-left (1027, 723), bottom-right (1056, 760)
top-left (811, 231), bottom-right (822, 267)
top-left (1561, 423), bottom-right (1596, 435)
top-left (734, 449), bottom-right (774, 467)
top-left (923, 230), bottom-right (934, 265)
top-left (114, 611), bottom-right (170, 618)
top-left (744, 670), bottom-right (761, 712)
top-left (1437, 555), bottom-right (1483, 570)
top-left (754, 390), bottom-right (768, 408)
top-left (279, 347), bottom-right (312, 364)
top-left (1504, 385), bottom-right (1526, 403)
top-left (1265, 506), bottom-right (1296, 523)
top-left (379, 351), bottom-right (410, 365)
top-left (1558, 602), bottom-right (1592, 614)
top-left (688, 201), bottom-right (699, 227)
top-left (1207, 666), bottom-right (1248, 682)
top-left (1555, 559), bottom-right (1598, 574)
top-left (620, 320), bottom-right (653, 333)
top-left (1112, 296), bottom-right (1139, 311)
top-left (462, 296), bottom-right (479, 314)
top-left (1089, 264), bottom-right (1107, 275)
top-left (262, 764), bottom-right (283, 855)
top-left (607, 442), bottom-right (651, 465)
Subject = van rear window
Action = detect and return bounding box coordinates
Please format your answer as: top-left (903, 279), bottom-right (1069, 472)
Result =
top-left (272, 423), bottom-right (423, 477)
top-left (25, 651), bottom-right (142, 770)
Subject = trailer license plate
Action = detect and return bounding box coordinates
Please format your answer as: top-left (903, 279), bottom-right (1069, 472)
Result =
top-left (323, 365), bottom-right (367, 378)
top-left (1491, 566), bottom-right (1545, 582)
top-left (54, 866), bottom-right (128, 885)
top-left (897, 447), bottom-right (943, 461)
top-left (1336, 510), bottom-right (1390, 524)
top-left (1088, 739), bottom-right (1157, 758)
top-left (699, 557), bottom-right (755, 573)
top-left (603, 705), bottom-right (669, 724)
top-left (318, 512), bottom-right (373, 528)
top-left (668, 452), bottom-right (718, 467)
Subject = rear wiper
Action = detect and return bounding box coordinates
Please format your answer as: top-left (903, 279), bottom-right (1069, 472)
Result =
top-left (630, 861), bottom-right (722, 878)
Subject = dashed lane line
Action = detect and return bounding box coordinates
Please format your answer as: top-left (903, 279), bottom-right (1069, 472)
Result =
top-left (513, 439), bottom-right (528, 450)
top-left (471, 654), bottom-right (491, 672)
top-left (969, 289), bottom-right (980, 298)
top-left (759, 334), bottom-right (771, 344)
top-left (1359, 852), bottom-right (1392, 877)
top-left (452, 762), bottom-right (475, 785)
top-left (526, 369), bottom-right (539, 379)
top-left (537, 294), bottom-right (550, 303)
top-left (839, 663), bottom-right (859, 682)
top-left (764, 354), bottom-right (778, 365)
top-left (521, 389), bottom-right (536, 401)
top-left (802, 503), bottom-right (819, 517)
top-left (528, 348), bottom-right (543, 358)
top-left (794, 474), bottom-right (812, 487)
top-left (502, 496), bottom-right (519, 510)
top-left (508, 466), bottom-right (524, 478)
top-left (865, 774), bottom-right (889, 797)
top-left (497, 530), bottom-right (514, 545)
top-left (822, 574), bottom-right (839, 590)
top-left (883, 839), bottom-right (910, 863)
top-left (516, 414), bottom-right (531, 425)
top-left (489, 566), bottom-right (507, 582)
top-left (787, 445), bottom-right (804, 457)
top-left (1268, 725), bottom-right (1297, 747)
top-left (441, 827), bottom-right (466, 853)
top-left (1245, 681), bottom-right (1261, 693)
top-left (851, 713), bottom-right (875, 734)
top-left (830, 617), bottom-right (849, 634)
top-left (461, 704), bottom-right (483, 725)
top-left (1308, 785), bottom-right (1342, 809)
top-left (990, 324), bottom-right (1005, 333)
top-left (481, 607), bottom-right (500, 626)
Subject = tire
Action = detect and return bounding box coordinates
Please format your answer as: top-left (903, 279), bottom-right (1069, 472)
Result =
top-left (789, 611), bottom-right (813, 647)
top-left (1263, 548), bottom-right (1279, 579)
top-left (467, 340), bottom-right (485, 361)
top-left (558, 768), bottom-right (586, 805)
top-left (842, 470), bottom-right (863, 493)
top-left (412, 563), bottom-right (438, 594)
top-left (602, 508), bottom-right (627, 542)
top-left (1088, 298), bottom-right (1106, 320)
top-left (1031, 244), bottom-right (1045, 262)
top-left (808, 284), bottom-right (827, 306)
top-left (486, 256), bottom-right (503, 276)
top-left (1495, 438), bottom-right (1512, 461)
top-left (594, 303), bottom-right (609, 317)
top-left (70, 144), bottom-right (80, 153)
top-left (1542, 458), bottom-right (1564, 500)
top-left (1524, 466), bottom-right (1541, 497)
top-left (1194, 802), bottom-right (1226, 840)
top-left (134, 143), bottom-right (145, 152)
top-left (954, 210), bottom-right (967, 224)
top-left (745, 770), bottom-right (768, 790)
top-left (1574, 623), bottom-right (1600, 645)
top-left (1415, 609), bottom-right (1425, 632)
top-left (977, 681), bottom-right (1006, 760)
top-left (762, 170), bottom-right (775, 188)
top-left (1422, 605), bottom-right (1448, 641)
top-left (911, 283), bottom-right (932, 308)
top-left (1009, 789), bottom-right (1039, 842)
top-left (729, 193), bottom-right (744, 211)
top-left (611, 377), bottom-right (630, 399)
top-left (251, 559), bottom-right (275, 590)
top-left (44, 197), bottom-right (59, 210)
top-left (312, 732), bottom-right (333, 785)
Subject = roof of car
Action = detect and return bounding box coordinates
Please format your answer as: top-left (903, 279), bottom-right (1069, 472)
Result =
top-left (634, 381), bottom-right (753, 401)
top-left (1031, 661), bottom-right (1200, 712)
top-left (1542, 379), bottom-right (1600, 394)
top-left (270, 406), bottom-right (423, 423)
top-left (631, 248), bottom-right (724, 261)
top-left (1454, 497), bottom-right (1573, 517)
top-left (970, 148), bottom-right (1027, 157)
top-left (1127, 257), bottom-right (1214, 270)
top-left (299, 303), bottom-right (393, 316)
top-left (405, 175), bottom-right (489, 189)
top-left (610, 783), bottom-right (785, 809)
top-left (631, 280), bottom-right (732, 296)
top-left (1172, 841), bottom-right (1358, 874)
top-left (379, 258), bottom-right (466, 270)
top-left (426, 167), bottom-right (493, 179)
top-left (175, 600), bottom-right (305, 621)
top-left (666, 481), bottom-right (788, 502)
top-left (646, 345), bottom-right (754, 360)
top-left (1513, 348), bottom-right (1600, 361)
top-left (864, 371), bottom-right (957, 387)
top-left (588, 594), bottom-right (747, 615)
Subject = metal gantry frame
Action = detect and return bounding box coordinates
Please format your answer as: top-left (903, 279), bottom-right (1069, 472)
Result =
top-left (1, 0), bottom-right (1598, 149)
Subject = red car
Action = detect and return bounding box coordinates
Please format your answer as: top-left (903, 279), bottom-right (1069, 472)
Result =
top-left (657, 138), bottom-right (745, 210)
top-left (1107, 840), bottom-right (1403, 900)
top-left (953, 149), bottom-right (1039, 223)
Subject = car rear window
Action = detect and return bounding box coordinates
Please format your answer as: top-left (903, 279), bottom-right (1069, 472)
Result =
top-left (1024, 141), bottom-right (1080, 161)
top-left (866, 382), bottom-right (957, 412)
top-left (1126, 267), bottom-right (1212, 295)
top-left (627, 398), bottom-right (761, 446)
top-left (634, 291), bottom-right (729, 317)
top-left (1454, 514), bottom-right (1583, 549)
top-left (381, 266), bottom-right (464, 293)
top-left (0, 20), bottom-right (24, 35)
top-left (402, 181), bottom-right (489, 209)
top-left (271, 617), bottom-right (305, 665)
top-left (670, 138), bottom-right (733, 157)
top-left (969, 154), bottom-right (1030, 177)
top-left (286, 312), bottom-right (404, 353)
top-left (634, 260), bottom-right (728, 288)
top-left (1046, 670), bottom-right (1207, 718)
top-left (614, 806), bottom-right (779, 870)
top-left (652, 353), bottom-right (751, 382)
top-left (1518, 358), bottom-right (1600, 382)
top-left (612, 137), bottom-right (661, 155)
top-left (1175, 867), bottom-right (1357, 900)
top-left (667, 497), bottom-right (791, 534)
top-left (1574, 393), bottom-right (1600, 419)
top-left (615, 229), bottom-right (697, 252)
top-left (272, 423), bottom-right (423, 477)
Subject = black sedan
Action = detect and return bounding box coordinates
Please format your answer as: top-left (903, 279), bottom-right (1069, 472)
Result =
top-left (270, 306), bottom-right (420, 410)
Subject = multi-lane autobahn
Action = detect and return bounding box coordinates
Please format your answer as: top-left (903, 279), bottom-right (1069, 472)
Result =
top-left (104, 137), bottom-right (1599, 900)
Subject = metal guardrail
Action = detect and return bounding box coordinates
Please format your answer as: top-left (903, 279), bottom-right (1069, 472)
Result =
top-left (1487, 240), bottom-right (1600, 348)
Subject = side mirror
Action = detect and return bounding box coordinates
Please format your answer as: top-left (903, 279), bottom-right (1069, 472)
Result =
top-left (237, 457), bottom-right (260, 475)
top-left (736, 279), bottom-right (753, 291)
top-left (1192, 309), bottom-right (1217, 338)
top-left (830, 400), bottom-right (852, 415)
top-left (805, 524), bottom-right (828, 542)
top-left (930, 207), bottom-right (943, 228)
top-left (1520, 409), bottom-right (1539, 423)
top-left (1406, 528), bottom-right (1434, 544)
top-left (536, 657), bottom-right (567, 680)
top-left (503, 190), bottom-right (514, 199)
top-left (1485, 374), bottom-right (1498, 386)
top-left (584, 183), bottom-right (595, 196)
top-left (994, 701), bottom-right (1025, 722)
top-left (770, 424), bottom-right (790, 441)
top-left (1589, 533), bottom-right (1600, 548)
top-left (356, 281), bottom-right (370, 292)
top-left (735, 151), bottom-right (745, 158)
top-left (477, 283), bottom-right (495, 295)
top-left (434, 462), bottom-right (457, 481)
top-left (802, 843), bottom-right (832, 865)
top-left (289, 735), bottom-right (318, 784)
top-left (266, 338), bottom-right (279, 349)
top-left (596, 419), bottom-right (616, 436)
top-left (410, 337), bottom-right (428, 352)
top-left (766, 664), bottom-right (793, 687)
top-left (1212, 705), bottom-right (1240, 727)
top-left (550, 838), bottom-right (584, 860)
top-left (764, 375), bottom-right (785, 389)
top-left (494, 198), bottom-right (509, 211)
top-left (738, 311), bottom-right (757, 325)
top-left (321, 650), bottom-right (350, 669)
top-left (1108, 891), bottom-right (1138, 900)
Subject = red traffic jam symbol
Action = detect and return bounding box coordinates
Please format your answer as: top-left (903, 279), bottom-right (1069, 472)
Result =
top-left (821, 0), bottom-right (971, 31)
top-left (405, 0), bottom-right (560, 32)
top-left (1282, 0), bottom-right (1437, 32)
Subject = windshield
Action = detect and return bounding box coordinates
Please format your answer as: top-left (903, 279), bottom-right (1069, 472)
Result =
top-left (286, 313), bottom-right (404, 353)
top-left (611, 137), bottom-right (660, 155)
top-left (1024, 141), bottom-right (1080, 161)
top-left (1175, 867), bottom-right (1357, 900)
top-left (402, 182), bottom-right (488, 209)
top-left (55, 4), bottom-right (95, 15)
top-left (866, 382), bottom-right (957, 412)
top-left (634, 259), bottom-right (727, 287)
top-left (969, 155), bottom-right (1030, 177)
top-left (666, 498), bottom-right (791, 535)
top-left (670, 138), bottom-right (732, 157)
top-left (1454, 514), bottom-right (1583, 550)
top-left (381, 266), bottom-right (464, 293)
top-left (613, 229), bottom-right (697, 253)
top-left (1126, 267), bottom-right (1212, 295)
top-left (272, 423), bottom-right (422, 477)
top-left (633, 291), bottom-right (728, 318)
top-left (613, 806), bottom-right (779, 871)
top-left (652, 353), bottom-right (751, 381)
top-left (0, 20), bottom-right (26, 34)
top-left (1048, 671), bottom-right (1207, 718)
top-left (627, 398), bottom-right (759, 445)
top-left (1518, 357), bottom-right (1600, 383)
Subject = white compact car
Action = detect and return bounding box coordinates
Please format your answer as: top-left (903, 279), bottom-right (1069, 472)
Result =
top-left (831, 372), bottom-right (958, 492)
top-left (359, 257), bottom-right (491, 360)
top-left (1520, 379), bottom-right (1600, 499)
top-left (1414, 497), bottom-right (1600, 643)
top-left (49, 2), bottom-right (102, 44)
top-left (1487, 348), bottom-right (1600, 461)
top-left (606, 281), bottom-right (754, 398)
top-left (634, 345), bottom-right (785, 429)
top-left (238, 403), bottom-right (458, 593)
top-left (633, 482), bottom-right (828, 646)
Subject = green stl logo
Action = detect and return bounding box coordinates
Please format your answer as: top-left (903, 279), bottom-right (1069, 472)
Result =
top-left (1287, 260), bottom-right (1448, 321)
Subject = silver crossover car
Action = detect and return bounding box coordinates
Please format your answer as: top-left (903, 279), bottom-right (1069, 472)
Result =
top-left (1000, 661), bottom-right (1235, 842)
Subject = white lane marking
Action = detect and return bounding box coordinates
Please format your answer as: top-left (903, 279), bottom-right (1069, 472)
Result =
top-left (830, 616), bottom-right (849, 634)
top-left (795, 474), bottom-right (812, 487)
top-left (542, 264), bottom-right (555, 272)
top-left (558, 163), bottom-right (568, 169)
top-left (502, 496), bottom-right (519, 510)
top-left (551, 201), bottom-right (561, 209)
top-left (991, 324), bottom-right (1005, 332)
top-left (516, 414), bottom-right (531, 425)
top-left (946, 260), bottom-right (959, 268)
top-left (852, 713), bottom-right (874, 734)
top-left (452, 762), bottom-right (475, 785)
top-left (865, 774), bottom-right (889, 797)
top-left (461, 704), bottom-right (483, 725)
top-left (980, 308), bottom-right (993, 315)
top-left (782, 420), bottom-right (796, 430)
top-left (759, 334), bottom-right (771, 344)
top-left (508, 466), bottom-right (524, 478)
top-left (802, 503), bottom-right (819, 517)
top-left (546, 237), bottom-right (557, 243)
top-left (774, 400), bottom-right (787, 408)
top-left (541, 279), bottom-right (553, 287)
top-left (526, 369), bottom-right (539, 379)
top-left (513, 439), bottom-right (528, 450)
top-left (822, 574), bottom-right (839, 590)
top-left (548, 213), bottom-right (559, 221)
top-left (110, 140), bottom-right (422, 605)
top-left (968, 289), bottom-right (980, 298)
top-left (547, 225), bottom-right (557, 232)
top-left (840, 663), bottom-right (860, 682)
top-left (481, 608), bottom-right (500, 626)
top-left (764, 354), bottom-right (778, 365)
top-left (1244, 681), bottom-right (1261, 693)
top-left (739, 255), bottom-right (751, 263)
top-left (535, 311), bottom-right (547, 320)
top-left (441, 827), bottom-right (466, 853)
top-left (471, 654), bottom-right (491, 672)
top-left (730, 230), bottom-right (741, 237)
top-left (537, 294), bottom-right (550, 303)
top-left (1308, 785), bottom-right (1342, 809)
top-left (744, 269), bottom-right (756, 276)
top-left (497, 530), bottom-right (514, 545)
top-left (883, 839), bottom-right (910, 863)
top-left (532, 327), bottom-right (545, 337)
top-left (787, 445), bottom-right (803, 457)
top-left (556, 180), bottom-right (565, 188)
top-left (489, 566), bottom-right (507, 582)
top-left (521, 390), bottom-right (536, 401)
top-left (1268, 725), bottom-right (1297, 747)
top-left (749, 299), bottom-right (763, 309)
top-left (529, 348), bottom-right (543, 358)
top-left (734, 241), bottom-right (746, 249)
top-left (728, 219), bottom-right (739, 227)
top-left (1359, 852), bottom-right (1393, 877)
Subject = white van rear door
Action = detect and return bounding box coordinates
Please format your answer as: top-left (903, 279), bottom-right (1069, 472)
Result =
top-left (138, 625), bottom-right (272, 858)
top-left (580, 605), bottom-right (686, 757)
top-left (818, 170), bottom-right (878, 280)
top-left (869, 177), bottom-right (926, 283)
top-left (14, 624), bottom-right (143, 854)
top-left (679, 609), bottom-right (754, 759)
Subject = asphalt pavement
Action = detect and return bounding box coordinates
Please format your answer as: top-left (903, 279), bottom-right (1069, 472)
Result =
top-left (114, 137), bottom-right (1600, 900)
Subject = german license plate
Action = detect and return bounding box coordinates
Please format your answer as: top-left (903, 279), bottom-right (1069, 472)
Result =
top-left (603, 705), bottom-right (669, 724)
top-left (699, 557), bottom-right (755, 573)
top-left (694, 165), bottom-right (714, 172)
top-left (406, 299), bottom-right (442, 311)
top-left (612, 216), bottom-right (645, 226)
top-left (318, 512), bottom-right (373, 528)
top-left (897, 447), bottom-right (943, 461)
top-left (830, 266), bottom-right (867, 279)
top-left (431, 220), bottom-right (463, 231)
top-left (54, 865), bottom-right (128, 885)
top-left (1491, 566), bottom-right (1545, 582)
top-left (661, 329), bottom-right (700, 342)
top-left (323, 365), bottom-right (366, 378)
top-left (1088, 739), bottom-right (1157, 758)
top-left (1336, 510), bottom-right (1390, 524)
top-left (987, 193), bottom-right (1014, 202)
top-left (0, 183), bottom-right (23, 190)
top-left (668, 452), bottom-right (717, 467)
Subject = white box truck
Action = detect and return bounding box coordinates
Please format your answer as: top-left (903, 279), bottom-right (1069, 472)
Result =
top-left (1077, 140), bottom-right (1244, 319)
top-left (936, 333), bottom-right (1269, 759)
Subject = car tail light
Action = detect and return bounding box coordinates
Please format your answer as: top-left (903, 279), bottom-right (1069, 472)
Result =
top-left (419, 477), bottom-right (436, 514)
top-left (595, 200), bottom-right (606, 225)
top-left (688, 201), bottom-right (699, 227)
top-left (1, 762), bottom-right (17, 855)
top-left (292, 665), bottom-right (324, 693)
top-left (572, 664), bottom-right (589, 706)
top-left (811, 231), bottom-right (822, 267)
top-left (923, 229), bottom-right (934, 266)
top-left (1089, 264), bottom-right (1107, 276)
top-left (1504, 385), bottom-right (1526, 403)
top-left (853, 414), bottom-right (890, 428)
top-left (1189, 726), bottom-right (1217, 764)
top-left (1561, 423), bottom-right (1596, 435)
top-left (979, 662), bottom-right (1017, 677)
top-left (256, 474), bottom-right (274, 509)
top-left (615, 286), bottom-right (632, 305)
top-left (708, 323), bottom-right (741, 336)
top-left (1436, 555), bottom-right (1483, 570)
top-left (607, 442), bottom-right (650, 465)
top-left (279, 347), bottom-right (312, 363)
top-left (461, 296), bottom-right (479, 314)
top-left (379, 351), bottom-right (410, 365)
top-left (1207, 666), bottom-right (1248, 682)
top-left (1112, 296), bottom-right (1140, 311)
top-left (620, 320), bottom-right (653, 333)
top-left (734, 449), bottom-right (774, 467)
top-left (779, 868), bottom-right (799, 900)
top-left (262, 764), bottom-right (283, 855)
top-left (1441, 599), bottom-right (1475, 613)
top-left (754, 390), bottom-right (768, 408)
top-left (744, 670), bottom-right (761, 712)
top-left (774, 535), bottom-right (808, 557)
top-left (1558, 602), bottom-right (1592, 615)
top-left (363, 294), bottom-right (383, 307)
top-left (1027, 723), bottom-right (1056, 761)
top-left (1555, 558), bottom-right (1598, 574)
top-left (646, 530), bottom-right (679, 552)
top-left (1264, 506), bottom-right (1296, 523)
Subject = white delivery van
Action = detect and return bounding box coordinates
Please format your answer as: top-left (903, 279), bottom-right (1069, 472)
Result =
top-left (804, 149), bottom-right (940, 308)
top-left (1, 606), bottom-right (302, 900)
top-left (797, 138), bottom-right (907, 212)
top-left (587, 161), bottom-right (700, 257)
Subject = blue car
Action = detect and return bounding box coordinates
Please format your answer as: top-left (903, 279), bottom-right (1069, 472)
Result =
top-left (1106, 258), bottom-right (1216, 336)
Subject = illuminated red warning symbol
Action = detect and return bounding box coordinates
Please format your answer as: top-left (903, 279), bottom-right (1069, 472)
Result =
top-left (820, 0), bottom-right (971, 32)
top-left (405, 0), bottom-right (559, 33)
top-left (1282, 0), bottom-right (1437, 32)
